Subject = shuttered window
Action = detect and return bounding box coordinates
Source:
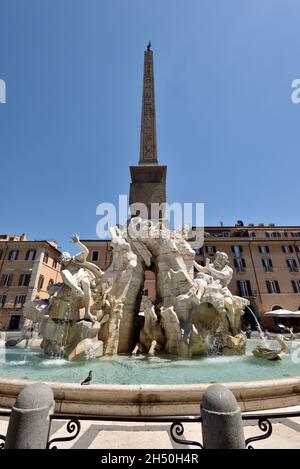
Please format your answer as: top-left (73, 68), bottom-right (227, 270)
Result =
top-left (266, 280), bottom-right (280, 294)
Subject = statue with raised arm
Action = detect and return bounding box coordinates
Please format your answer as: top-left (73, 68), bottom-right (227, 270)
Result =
top-left (193, 252), bottom-right (248, 337)
top-left (60, 234), bottom-right (104, 322)
top-left (38, 234), bottom-right (105, 359)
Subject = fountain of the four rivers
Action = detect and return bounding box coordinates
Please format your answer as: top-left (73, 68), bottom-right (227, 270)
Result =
top-left (1, 45), bottom-right (299, 415)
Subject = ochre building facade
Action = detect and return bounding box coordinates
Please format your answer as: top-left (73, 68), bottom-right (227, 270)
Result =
top-left (0, 234), bottom-right (61, 330)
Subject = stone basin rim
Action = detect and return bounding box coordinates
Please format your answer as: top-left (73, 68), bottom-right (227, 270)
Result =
top-left (1, 375), bottom-right (300, 390)
top-left (0, 376), bottom-right (300, 415)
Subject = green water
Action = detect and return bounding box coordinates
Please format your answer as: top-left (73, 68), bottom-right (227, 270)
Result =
top-left (1, 340), bottom-right (299, 385)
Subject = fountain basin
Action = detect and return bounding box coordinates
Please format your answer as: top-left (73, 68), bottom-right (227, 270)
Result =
top-left (0, 376), bottom-right (300, 416)
top-left (0, 341), bottom-right (299, 415)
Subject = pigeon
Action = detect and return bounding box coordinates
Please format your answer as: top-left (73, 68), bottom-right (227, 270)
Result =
top-left (81, 370), bottom-right (93, 385)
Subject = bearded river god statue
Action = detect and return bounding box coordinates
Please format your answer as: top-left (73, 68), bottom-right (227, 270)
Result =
top-left (25, 220), bottom-right (249, 360)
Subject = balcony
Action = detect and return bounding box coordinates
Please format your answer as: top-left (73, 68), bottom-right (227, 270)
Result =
top-left (204, 229), bottom-right (250, 238)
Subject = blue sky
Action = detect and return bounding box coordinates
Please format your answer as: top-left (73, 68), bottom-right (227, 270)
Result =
top-left (0, 0), bottom-right (299, 250)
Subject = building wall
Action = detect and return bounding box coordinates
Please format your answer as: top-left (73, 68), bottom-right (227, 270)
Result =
top-left (81, 225), bottom-right (300, 330)
top-left (2, 225), bottom-right (299, 331)
top-left (80, 240), bottom-right (112, 271)
top-left (0, 235), bottom-right (61, 330)
top-left (190, 225), bottom-right (300, 329)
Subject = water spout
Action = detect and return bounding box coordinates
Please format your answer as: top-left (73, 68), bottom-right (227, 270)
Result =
top-left (246, 306), bottom-right (268, 347)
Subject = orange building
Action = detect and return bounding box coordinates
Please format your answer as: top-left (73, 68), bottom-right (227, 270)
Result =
top-left (1, 226), bottom-right (299, 332)
top-left (81, 222), bottom-right (300, 332)
top-left (190, 223), bottom-right (300, 330)
top-left (0, 234), bottom-right (61, 330)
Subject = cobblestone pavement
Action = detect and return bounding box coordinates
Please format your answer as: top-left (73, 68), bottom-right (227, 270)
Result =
top-left (1, 405), bottom-right (300, 449)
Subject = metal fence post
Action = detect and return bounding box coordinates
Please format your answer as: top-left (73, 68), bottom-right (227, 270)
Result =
top-left (201, 383), bottom-right (245, 449)
top-left (4, 383), bottom-right (54, 449)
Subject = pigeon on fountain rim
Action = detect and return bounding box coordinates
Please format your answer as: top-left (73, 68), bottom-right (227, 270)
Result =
top-left (81, 370), bottom-right (93, 385)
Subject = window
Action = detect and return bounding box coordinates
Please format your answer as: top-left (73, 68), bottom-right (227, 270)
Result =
top-left (259, 246), bottom-right (269, 254)
top-left (142, 288), bottom-right (148, 296)
top-left (43, 253), bottom-right (49, 264)
top-left (292, 280), bottom-right (300, 293)
top-left (26, 249), bottom-right (36, 261)
top-left (8, 314), bottom-right (21, 330)
top-left (234, 258), bottom-right (246, 272)
top-left (266, 280), bottom-right (280, 294)
top-left (1, 273), bottom-right (12, 287)
top-left (0, 295), bottom-right (6, 307)
top-left (38, 275), bottom-right (44, 290)
top-left (266, 231), bottom-right (287, 238)
top-left (48, 279), bottom-right (54, 289)
top-left (282, 245), bottom-right (293, 253)
top-left (14, 295), bottom-right (26, 306)
top-left (92, 251), bottom-right (99, 261)
top-left (206, 246), bottom-right (216, 254)
top-left (231, 246), bottom-right (243, 257)
top-left (272, 305), bottom-right (283, 311)
top-left (296, 246), bottom-right (300, 253)
top-left (52, 259), bottom-right (58, 269)
top-left (262, 258), bottom-right (273, 272)
top-left (193, 247), bottom-right (203, 256)
top-left (291, 232), bottom-right (300, 238)
top-left (287, 258), bottom-right (298, 272)
top-left (18, 273), bottom-right (31, 287)
top-left (8, 250), bottom-right (18, 260)
top-left (237, 280), bottom-right (252, 297)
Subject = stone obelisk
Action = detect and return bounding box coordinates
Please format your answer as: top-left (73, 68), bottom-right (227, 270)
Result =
top-left (129, 43), bottom-right (167, 219)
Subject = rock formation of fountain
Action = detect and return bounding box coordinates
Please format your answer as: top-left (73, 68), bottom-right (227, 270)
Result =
top-left (24, 219), bottom-right (249, 360)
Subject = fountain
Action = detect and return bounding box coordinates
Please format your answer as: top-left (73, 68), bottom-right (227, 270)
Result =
top-left (244, 306), bottom-right (291, 360)
top-left (1, 228), bottom-right (300, 414)
top-left (22, 223), bottom-right (250, 361)
top-left (0, 44), bottom-right (299, 415)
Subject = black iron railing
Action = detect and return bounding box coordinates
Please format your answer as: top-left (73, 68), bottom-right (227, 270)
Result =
top-left (1, 409), bottom-right (300, 449)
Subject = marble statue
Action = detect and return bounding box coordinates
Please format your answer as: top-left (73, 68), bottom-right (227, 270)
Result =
top-left (193, 252), bottom-right (249, 337)
top-left (252, 334), bottom-right (289, 361)
top-left (91, 283), bottom-right (123, 355)
top-left (25, 222), bottom-right (250, 360)
top-left (60, 234), bottom-right (103, 322)
top-left (24, 236), bottom-right (108, 360)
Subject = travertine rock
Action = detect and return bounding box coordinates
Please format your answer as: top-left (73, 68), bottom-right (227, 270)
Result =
top-left (160, 306), bottom-right (181, 354)
top-left (67, 337), bottom-right (103, 361)
top-left (132, 299), bottom-right (165, 355)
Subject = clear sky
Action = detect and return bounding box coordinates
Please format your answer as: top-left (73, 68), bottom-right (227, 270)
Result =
top-left (0, 0), bottom-right (299, 251)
